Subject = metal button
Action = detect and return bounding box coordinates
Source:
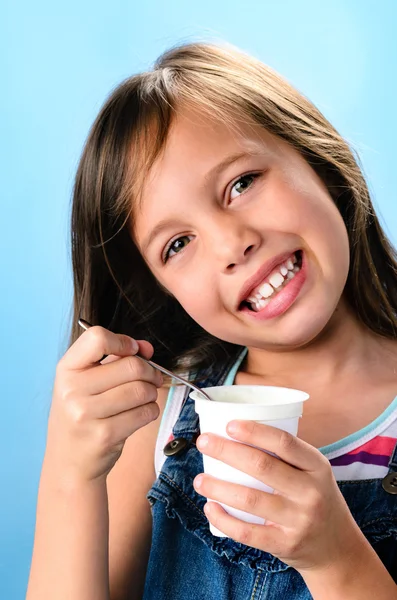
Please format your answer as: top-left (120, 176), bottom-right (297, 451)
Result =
top-left (382, 472), bottom-right (397, 494)
top-left (163, 437), bottom-right (189, 456)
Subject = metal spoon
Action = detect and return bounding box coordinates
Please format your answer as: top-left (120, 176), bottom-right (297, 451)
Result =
top-left (77, 318), bottom-right (213, 402)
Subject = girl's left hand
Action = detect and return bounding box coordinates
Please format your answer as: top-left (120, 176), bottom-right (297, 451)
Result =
top-left (193, 420), bottom-right (365, 574)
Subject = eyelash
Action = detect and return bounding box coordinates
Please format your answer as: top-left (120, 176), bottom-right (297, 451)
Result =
top-left (162, 172), bottom-right (261, 263)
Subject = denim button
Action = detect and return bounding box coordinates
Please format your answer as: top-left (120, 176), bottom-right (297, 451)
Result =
top-left (382, 472), bottom-right (397, 494)
top-left (163, 437), bottom-right (189, 456)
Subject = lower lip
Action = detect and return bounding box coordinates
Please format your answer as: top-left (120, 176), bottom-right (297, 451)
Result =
top-left (239, 252), bottom-right (307, 321)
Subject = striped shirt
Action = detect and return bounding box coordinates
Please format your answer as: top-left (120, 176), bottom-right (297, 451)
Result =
top-left (320, 400), bottom-right (397, 480)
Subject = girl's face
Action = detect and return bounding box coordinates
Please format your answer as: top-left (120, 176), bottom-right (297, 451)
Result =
top-left (133, 108), bottom-right (350, 350)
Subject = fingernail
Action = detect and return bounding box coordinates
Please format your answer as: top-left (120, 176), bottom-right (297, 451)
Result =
top-left (194, 475), bottom-right (203, 489)
top-left (130, 338), bottom-right (139, 352)
top-left (227, 421), bottom-right (239, 434)
top-left (196, 434), bottom-right (209, 449)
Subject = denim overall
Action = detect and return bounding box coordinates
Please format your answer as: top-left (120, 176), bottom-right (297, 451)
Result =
top-left (144, 352), bottom-right (397, 599)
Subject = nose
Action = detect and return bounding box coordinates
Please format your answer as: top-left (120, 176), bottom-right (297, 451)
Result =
top-left (204, 213), bottom-right (261, 272)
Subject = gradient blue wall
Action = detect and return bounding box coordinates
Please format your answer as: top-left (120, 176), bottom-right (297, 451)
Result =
top-left (1, 1), bottom-right (396, 597)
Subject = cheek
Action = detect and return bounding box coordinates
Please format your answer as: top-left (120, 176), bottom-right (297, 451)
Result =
top-left (265, 181), bottom-right (350, 300)
top-left (169, 272), bottom-right (220, 324)
top-left (275, 184), bottom-right (349, 273)
top-left (306, 199), bottom-right (349, 277)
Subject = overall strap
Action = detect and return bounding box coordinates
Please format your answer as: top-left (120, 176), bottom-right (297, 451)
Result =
top-left (157, 348), bottom-right (247, 474)
top-left (382, 439), bottom-right (397, 495)
top-left (171, 346), bottom-right (246, 437)
top-left (387, 440), bottom-right (397, 473)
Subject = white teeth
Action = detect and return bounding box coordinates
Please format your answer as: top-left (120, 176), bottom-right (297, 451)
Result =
top-left (269, 272), bottom-right (285, 289)
top-left (243, 253), bottom-right (301, 312)
top-left (257, 298), bottom-right (270, 309)
top-left (286, 258), bottom-right (294, 270)
top-left (280, 265), bottom-right (288, 276)
top-left (258, 282), bottom-right (274, 298)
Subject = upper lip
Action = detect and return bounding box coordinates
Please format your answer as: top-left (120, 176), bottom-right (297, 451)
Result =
top-left (237, 249), bottom-right (299, 308)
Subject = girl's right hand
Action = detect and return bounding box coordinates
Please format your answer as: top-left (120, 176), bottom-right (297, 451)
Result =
top-left (46, 325), bottom-right (164, 484)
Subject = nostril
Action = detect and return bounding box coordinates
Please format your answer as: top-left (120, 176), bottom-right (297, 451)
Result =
top-left (244, 245), bottom-right (255, 256)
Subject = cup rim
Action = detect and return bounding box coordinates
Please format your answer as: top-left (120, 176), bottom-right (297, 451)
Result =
top-left (190, 384), bottom-right (310, 406)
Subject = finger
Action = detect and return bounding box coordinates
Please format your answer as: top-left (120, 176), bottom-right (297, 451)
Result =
top-left (96, 399), bottom-right (160, 446)
top-left (100, 354), bottom-right (122, 365)
top-left (61, 326), bottom-right (142, 370)
top-left (134, 340), bottom-right (155, 359)
top-left (100, 340), bottom-right (154, 365)
top-left (226, 421), bottom-right (322, 472)
top-left (91, 381), bottom-right (159, 418)
top-left (203, 501), bottom-right (284, 554)
top-left (196, 434), bottom-right (310, 497)
top-left (193, 474), bottom-right (295, 527)
top-left (79, 354), bottom-right (163, 395)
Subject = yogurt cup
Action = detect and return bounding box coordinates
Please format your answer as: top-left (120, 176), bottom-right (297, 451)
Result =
top-left (190, 385), bottom-right (309, 537)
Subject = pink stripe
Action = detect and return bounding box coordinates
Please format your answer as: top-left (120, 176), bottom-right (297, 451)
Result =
top-left (348, 436), bottom-right (396, 457)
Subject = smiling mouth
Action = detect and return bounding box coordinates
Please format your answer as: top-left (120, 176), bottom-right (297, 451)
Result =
top-left (239, 250), bottom-right (303, 312)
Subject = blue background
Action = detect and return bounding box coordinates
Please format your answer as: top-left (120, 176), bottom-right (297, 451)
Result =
top-left (1, 1), bottom-right (396, 597)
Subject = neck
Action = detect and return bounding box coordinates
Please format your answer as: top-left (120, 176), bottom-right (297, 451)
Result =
top-left (243, 299), bottom-right (391, 391)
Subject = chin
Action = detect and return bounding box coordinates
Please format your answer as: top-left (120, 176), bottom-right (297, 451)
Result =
top-left (217, 307), bottom-right (335, 350)
top-left (258, 307), bottom-right (337, 350)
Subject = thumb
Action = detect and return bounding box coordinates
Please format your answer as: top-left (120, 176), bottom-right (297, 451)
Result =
top-left (135, 340), bottom-right (155, 359)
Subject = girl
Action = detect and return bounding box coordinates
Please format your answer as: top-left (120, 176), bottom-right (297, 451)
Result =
top-left (27, 42), bottom-right (397, 599)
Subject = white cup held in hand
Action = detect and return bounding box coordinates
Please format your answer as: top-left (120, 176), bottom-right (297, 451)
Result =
top-left (190, 385), bottom-right (309, 537)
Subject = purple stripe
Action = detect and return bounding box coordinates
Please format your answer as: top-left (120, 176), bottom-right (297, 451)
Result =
top-left (330, 451), bottom-right (390, 467)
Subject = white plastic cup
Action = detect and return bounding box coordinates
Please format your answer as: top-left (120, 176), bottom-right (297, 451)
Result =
top-left (190, 385), bottom-right (309, 537)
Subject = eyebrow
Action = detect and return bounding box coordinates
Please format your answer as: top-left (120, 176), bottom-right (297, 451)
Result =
top-left (203, 149), bottom-right (262, 184)
top-left (141, 217), bottom-right (181, 254)
top-left (141, 149), bottom-right (263, 253)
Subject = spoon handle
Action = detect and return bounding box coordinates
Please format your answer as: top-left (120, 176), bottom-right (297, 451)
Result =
top-left (77, 319), bottom-right (212, 401)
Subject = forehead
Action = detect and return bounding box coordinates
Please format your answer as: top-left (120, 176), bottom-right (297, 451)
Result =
top-left (140, 108), bottom-right (277, 200)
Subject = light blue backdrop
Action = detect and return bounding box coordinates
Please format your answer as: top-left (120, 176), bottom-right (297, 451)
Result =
top-left (1, 1), bottom-right (396, 597)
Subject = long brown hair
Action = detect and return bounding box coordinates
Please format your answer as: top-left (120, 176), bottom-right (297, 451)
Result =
top-left (67, 41), bottom-right (397, 383)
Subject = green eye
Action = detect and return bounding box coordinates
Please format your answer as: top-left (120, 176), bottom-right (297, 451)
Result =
top-left (163, 235), bottom-right (192, 262)
top-left (230, 173), bottom-right (260, 201)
